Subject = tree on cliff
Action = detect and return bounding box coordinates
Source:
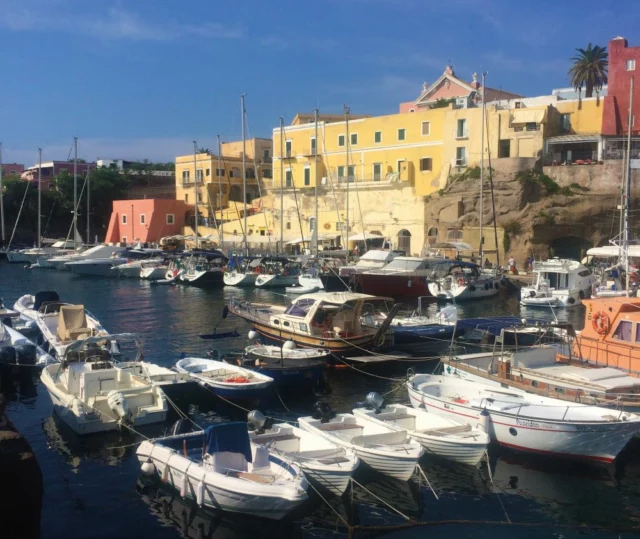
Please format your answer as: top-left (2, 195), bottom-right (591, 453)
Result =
top-left (569, 43), bottom-right (608, 98)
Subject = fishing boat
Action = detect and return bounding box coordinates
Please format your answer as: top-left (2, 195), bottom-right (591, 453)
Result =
top-left (520, 258), bottom-right (594, 308)
top-left (353, 392), bottom-right (489, 466)
top-left (247, 410), bottom-right (359, 495)
top-left (136, 422), bottom-right (308, 519)
top-left (35, 301), bottom-right (109, 359)
top-left (47, 244), bottom-right (127, 270)
top-left (298, 404), bottom-right (424, 481)
top-left (407, 374), bottom-right (640, 463)
top-left (40, 334), bottom-right (168, 434)
top-left (175, 357), bottom-right (273, 399)
top-left (239, 343), bottom-right (328, 388)
top-left (427, 261), bottom-right (501, 301)
top-left (180, 251), bottom-right (227, 286)
top-left (228, 292), bottom-right (400, 357)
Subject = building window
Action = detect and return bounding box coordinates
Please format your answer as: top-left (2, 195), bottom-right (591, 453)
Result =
top-left (337, 166), bottom-right (345, 178)
top-left (338, 134), bottom-right (345, 147)
top-left (456, 147), bottom-right (467, 166)
top-left (184, 194), bottom-right (189, 204)
top-left (182, 169), bottom-right (190, 182)
top-left (525, 122), bottom-right (539, 132)
top-left (498, 140), bottom-right (511, 158)
top-left (122, 214), bottom-right (127, 225)
top-left (216, 168), bottom-right (225, 177)
top-left (420, 157), bottom-right (432, 171)
top-left (304, 167), bottom-right (311, 186)
top-left (421, 121), bottom-right (430, 136)
top-left (140, 213), bottom-right (146, 225)
top-left (197, 192), bottom-right (203, 202)
top-left (166, 214), bottom-right (175, 225)
top-left (373, 163), bottom-right (382, 181)
top-left (196, 169), bottom-right (203, 182)
top-left (347, 165), bottom-right (355, 181)
top-left (397, 128), bottom-right (406, 141)
top-left (247, 168), bottom-right (255, 178)
top-left (447, 229), bottom-right (463, 240)
top-left (560, 113), bottom-right (571, 132)
top-left (285, 169), bottom-right (292, 187)
top-left (285, 140), bottom-right (292, 156)
top-left (336, 222), bottom-right (348, 231)
top-left (121, 236), bottom-right (127, 244)
top-left (310, 137), bottom-right (316, 154)
top-left (350, 133), bottom-right (358, 145)
top-left (262, 168), bottom-right (272, 179)
top-left (374, 131), bottom-right (382, 144)
top-left (456, 119), bottom-right (467, 138)
top-left (627, 59), bottom-right (636, 71)
top-left (613, 320), bottom-right (633, 342)
top-left (515, 102), bottom-right (522, 109)
top-left (206, 168), bottom-right (210, 177)
top-left (263, 149), bottom-right (270, 160)
top-left (309, 217), bottom-right (316, 232)
top-left (286, 222), bottom-right (291, 230)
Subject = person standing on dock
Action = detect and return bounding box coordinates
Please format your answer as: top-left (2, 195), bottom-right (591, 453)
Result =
top-left (508, 256), bottom-right (516, 274)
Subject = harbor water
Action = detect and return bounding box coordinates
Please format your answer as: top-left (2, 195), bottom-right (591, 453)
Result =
top-left (2, 263), bottom-right (639, 538)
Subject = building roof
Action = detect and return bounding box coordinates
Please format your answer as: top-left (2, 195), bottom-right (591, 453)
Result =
top-left (291, 112), bottom-right (371, 126)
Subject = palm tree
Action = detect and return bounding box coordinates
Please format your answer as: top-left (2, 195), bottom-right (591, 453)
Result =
top-left (569, 43), bottom-right (608, 98)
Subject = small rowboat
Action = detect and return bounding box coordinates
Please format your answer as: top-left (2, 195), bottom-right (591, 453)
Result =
top-left (175, 357), bottom-right (273, 399)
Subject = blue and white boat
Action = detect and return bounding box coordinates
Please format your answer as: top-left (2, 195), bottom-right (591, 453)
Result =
top-left (174, 357), bottom-right (273, 400)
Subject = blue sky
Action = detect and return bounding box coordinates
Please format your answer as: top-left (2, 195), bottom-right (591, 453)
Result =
top-left (1, 0), bottom-right (638, 165)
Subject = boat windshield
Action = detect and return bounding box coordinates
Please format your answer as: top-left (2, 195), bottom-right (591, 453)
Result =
top-left (383, 258), bottom-right (425, 271)
top-left (284, 298), bottom-right (316, 317)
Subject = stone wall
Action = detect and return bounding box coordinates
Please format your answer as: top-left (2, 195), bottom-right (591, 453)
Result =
top-left (543, 161), bottom-right (638, 192)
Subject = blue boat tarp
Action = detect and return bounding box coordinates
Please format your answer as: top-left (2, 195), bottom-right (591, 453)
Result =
top-left (204, 422), bottom-right (253, 462)
top-left (455, 317), bottom-right (525, 336)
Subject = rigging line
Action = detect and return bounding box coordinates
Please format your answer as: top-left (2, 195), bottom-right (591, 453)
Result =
top-left (286, 165), bottom-right (306, 248)
top-left (319, 126), bottom-right (347, 250)
top-left (41, 198), bottom-right (57, 239)
top-left (219, 143), bottom-right (246, 247)
top-left (484, 106), bottom-right (500, 268)
top-left (7, 179), bottom-right (31, 248)
top-left (344, 122), bottom-right (365, 242)
top-left (62, 171), bottom-right (89, 247)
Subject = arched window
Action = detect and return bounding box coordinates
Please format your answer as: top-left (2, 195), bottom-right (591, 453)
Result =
top-left (397, 229), bottom-right (411, 253)
top-left (447, 229), bottom-right (463, 240)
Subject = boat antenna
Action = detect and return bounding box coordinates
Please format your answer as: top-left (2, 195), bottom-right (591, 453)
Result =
top-left (344, 105), bottom-right (350, 263)
top-left (624, 76), bottom-right (634, 296)
top-left (279, 116), bottom-right (284, 254)
top-left (38, 148), bottom-right (42, 249)
top-left (241, 93), bottom-right (248, 256)
top-left (479, 73), bottom-right (486, 262)
top-left (193, 140), bottom-right (199, 249)
top-left (0, 142), bottom-right (4, 244)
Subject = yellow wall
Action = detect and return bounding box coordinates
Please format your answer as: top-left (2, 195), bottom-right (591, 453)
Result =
top-left (552, 99), bottom-right (603, 135)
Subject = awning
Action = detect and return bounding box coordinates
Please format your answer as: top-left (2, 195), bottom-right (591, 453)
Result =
top-left (546, 134), bottom-right (601, 144)
top-left (286, 237), bottom-right (309, 245)
top-left (347, 232), bottom-right (383, 241)
top-left (511, 109), bottom-right (547, 125)
top-left (430, 241), bottom-right (474, 251)
top-left (586, 245), bottom-right (640, 258)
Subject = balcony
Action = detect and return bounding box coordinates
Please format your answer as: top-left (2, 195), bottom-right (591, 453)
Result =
top-left (299, 147), bottom-right (320, 158)
top-left (455, 130), bottom-right (469, 140)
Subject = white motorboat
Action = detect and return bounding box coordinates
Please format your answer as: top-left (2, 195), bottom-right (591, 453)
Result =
top-left (407, 374), bottom-right (640, 463)
top-left (66, 256), bottom-right (129, 276)
top-left (140, 262), bottom-right (170, 280)
top-left (521, 258), bottom-right (594, 308)
top-left (46, 244), bottom-right (127, 270)
top-left (175, 357), bottom-right (273, 399)
top-left (14, 290), bottom-right (61, 326)
top-left (352, 393), bottom-right (489, 466)
top-left (247, 410), bottom-right (359, 495)
top-left (0, 321), bottom-right (55, 367)
top-left (136, 422), bottom-right (308, 519)
top-left (286, 273), bottom-right (324, 294)
top-left (36, 301), bottom-right (108, 358)
top-left (40, 334), bottom-right (168, 434)
top-left (112, 256), bottom-right (164, 278)
top-left (428, 261), bottom-right (501, 301)
top-left (7, 240), bottom-right (79, 265)
top-left (298, 407), bottom-right (424, 481)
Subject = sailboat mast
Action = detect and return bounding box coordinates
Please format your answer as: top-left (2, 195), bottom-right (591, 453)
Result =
top-left (241, 94), bottom-right (248, 256)
top-left (193, 140), bottom-right (199, 249)
top-left (217, 135), bottom-right (223, 249)
top-left (0, 142), bottom-right (5, 244)
top-left (38, 148), bottom-right (42, 249)
top-left (314, 108), bottom-right (319, 256)
top-left (73, 137), bottom-right (77, 249)
top-left (344, 105), bottom-right (350, 263)
top-left (279, 117), bottom-right (284, 254)
top-left (479, 72), bottom-right (486, 262)
top-left (86, 165), bottom-right (90, 245)
top-left (625, 76), bottom-right (634, 296)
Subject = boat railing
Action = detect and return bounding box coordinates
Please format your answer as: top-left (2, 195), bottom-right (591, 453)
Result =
top-left (479, 397), bottom-right (629, 422)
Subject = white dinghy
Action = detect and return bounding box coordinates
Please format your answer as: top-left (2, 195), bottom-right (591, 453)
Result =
top-left (407, 374), bottom-right (640, 464)
top-left (175, 357), bottom-right (273, 399)
top-left (0, 321), bottom-right (55, 367)
top-left (298, 404), bottom-right (423, 481)
top-left (353, 392), bottom-right (489, 466)
top-left (40, 334), bottom-right (168, 435)
top-left (13, 290), bottom-right (61, 326)
top-left (137, 422), bottom-right (308, 520)
top-left (247, 410), bottom-right (359, 496)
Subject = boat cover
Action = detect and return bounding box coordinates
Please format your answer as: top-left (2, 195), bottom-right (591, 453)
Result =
top-left (205, 422), bottom-right (253, 462)
top-left (455, 317), bottom-right (528, 336)
top-left (33, 291), bottom-right (60, 310)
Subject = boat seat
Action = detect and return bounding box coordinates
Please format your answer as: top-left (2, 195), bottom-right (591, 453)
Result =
top-left (417, 424), bottom-right (471, 436)
top-left (294, 448), bottom-right (345, 459)
top-left (319, 422), bottom-right (362, 432)
top-left (351, 430), bottom-right (408, 446)
top-left (57, 305), bottom-right (88, 342)
top-left (375, 412), bottom-right (415, 421)
top-left (253, 434), bottom-right (298, 443)
top-left (80, 372), bottom-right (117, 400)
top-left (252, 444), bottom-right (271, 473)
top-left (211, 451), bottom-right (248, 474)
top-left (237, 472), bottom-right (275, 484)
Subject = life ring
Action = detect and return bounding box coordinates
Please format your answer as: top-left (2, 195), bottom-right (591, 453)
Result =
top-left (457, 278), bottom-right (465, 286)
top-left (324, 223), bottom-right (331, 230)
top-left (592, 311), bottom-right (610, 335)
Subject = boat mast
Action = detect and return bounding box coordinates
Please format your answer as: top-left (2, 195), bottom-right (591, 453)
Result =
top-left (217, 135), bottom-right (223, 250)
top-left (279, 116), bottom-right (284, 254)
top-left (625, 76), bottom-right (634, 296)
top-left (73, 137), bottom-right (77, 249)
top-left (0, 142), bottom-right (4, 244)
top-left (86, 164), bottom-right (90, 245)
top-left (38, 148), bottom-right (42, 249)
top-left (479, 73), bottom-right (486, 263)
top-left (344, 105), bottom-right (350, 263)
top-left (314, 108), bottom-right (319, 256)
top-left (241, 94), bottom-right (248, 256)
top-left (193, 140), bottom-right (199, 249)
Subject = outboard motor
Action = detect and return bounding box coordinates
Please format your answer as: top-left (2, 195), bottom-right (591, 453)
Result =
top-left (364, 392), bottom-right (385, 414)
top-left (311, 402), bottom-right (335, 423)
top-left (247, 410), bottom-right (272, 434)
top-left (15, 344), bottom-right (37, 366)
top-left (107, 391), bottom-right (132, 425)
top-left (0, 346), bottom-right (16, 366)
top-left (438, 305), bottom-right (458, 323)
top-left (167, 418), bottom-right (192, 437)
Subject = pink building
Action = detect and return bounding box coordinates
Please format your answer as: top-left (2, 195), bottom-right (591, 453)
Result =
top-left (1, 163), bottom-right (25, 176)
top-left (105, 199), bottom-right (189, 245)
top-left (399, 65), bottom-right (522, 113)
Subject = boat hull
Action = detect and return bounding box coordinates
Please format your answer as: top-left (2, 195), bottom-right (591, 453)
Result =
top-left (255, 274), bottom-right (300, 288)
top-left (355, 274), bottom-right (431, 298)
top-left (140, 267), bottom-right (168, 280)
top-left (319, 274), bottom-right (351, 292)
top-left (181, 270), bottom-right (224, 286)
top-left (223, 272), bottom-right (258, 287)
top-left (407, 383), bottom-right (638, 463)
top-left (391, 324), bottom-right (455, 344)
top-left (520, 287), bottom-right (586, 308)
top-left (66, 261), bottom-right (126, 276)
top-left (428, 278), bottom-right (501, 301)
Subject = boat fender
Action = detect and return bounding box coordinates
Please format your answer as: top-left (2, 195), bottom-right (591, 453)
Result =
top-left (141, 459), bottom-right (156, 476)
top-left (494, 283), bottom-right (499, 290)
top-left (579, 290), bottom-right (585, 300)
top-left (283, 340), bottom-right (297, 350)
top-left (477, 409), bottom-right (490, 433)
top-left (180, 472), bottom-right (189, 498)
top-left (248, 330), bottom-right (258, 340)
top-left (196, 480), bottom-right (205, 507)
top-left (592, 311), bottom-right (610, 335)
top-left (161, 463), bottom-right (169, 483)
top-left (222, 305), bottom-right (230, 319)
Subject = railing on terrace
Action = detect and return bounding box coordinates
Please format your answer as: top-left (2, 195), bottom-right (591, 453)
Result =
top-left (602, 148), bottom-right (640, 160)
top-left (542, 152), bottom-right (599, 166)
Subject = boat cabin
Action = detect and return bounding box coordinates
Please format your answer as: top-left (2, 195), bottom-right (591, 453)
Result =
top-left (531, 259), bottom-right (592, 290)
top-left (364, 256), bottom-right (444, 275)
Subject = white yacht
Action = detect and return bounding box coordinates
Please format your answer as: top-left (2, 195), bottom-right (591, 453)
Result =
top-left (428, 261), bottom-right (501, 301)
top-left (7, 240), bottom-right (79, 265)
top-left (47, 244), bottom-right (127, 270)
top-left (520, 258), bottom-right (593, 307)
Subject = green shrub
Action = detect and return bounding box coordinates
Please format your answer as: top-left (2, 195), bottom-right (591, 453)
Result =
top-left (503, 220), bottom-right (522, 235)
